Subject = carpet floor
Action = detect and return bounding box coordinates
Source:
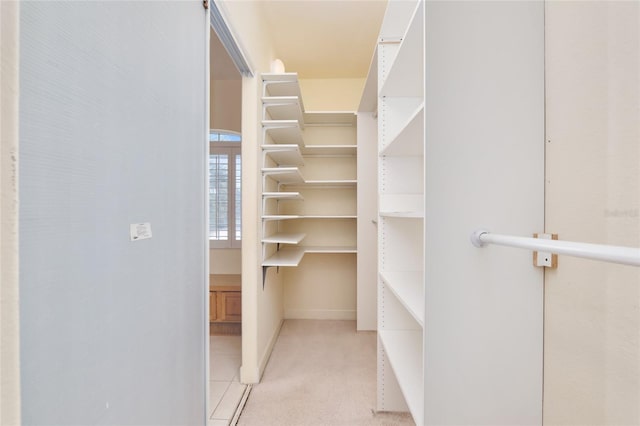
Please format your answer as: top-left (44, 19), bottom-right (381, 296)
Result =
top-left (236, 319), bottom-right (415, 426)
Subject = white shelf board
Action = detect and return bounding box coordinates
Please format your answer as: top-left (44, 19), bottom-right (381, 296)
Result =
top-left (380, 102), bottom-right (424, 157)
top-left (378, 330), bottom-right (424, 426)
top-left (302, 180), bottom-right (357, 187)
top-left (379, 271), bottom-right (424, 326)
top-left (262, 73), bottom-right (299, 82)
top-left (262, 144), bottom-right (304, 166)
top-left (261, 215), bottom-right (302, 221)
top-left (262, 233), bottom-right (306, 244)
top-left (262, 73), bottom-right (305, 111)
top-left (300, 215), bottom-right (357, 219)
top-left (301, 145), bottom-right (357, 156)
top-left (379, 194), bottom-right (424, 217)
top-left (263, 120), bottom-right (304, 146)
top-left (262, 192), bottom-right (303, 200)
top-left (263, 96), bottom-right (304, 125)
top-left (379, 2), bottom-right (424, 98)
top-left (262, 215), bottom-right (356, 220)
top-left (303, 246), bottom-right (357, 254)
top-left (379, 211), bottom-right (424, 219)
top-left (262, 247), bottom-right (305, 267)
top-left (304, 111), bottom-right (356, 126)
top-left (262, 167), bottom-right (304, 184)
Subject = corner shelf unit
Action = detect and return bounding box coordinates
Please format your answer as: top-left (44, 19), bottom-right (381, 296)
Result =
top-left (261, 73), bottom-right (357, 276)
top-left (376, 1), bottom-right (426, 425)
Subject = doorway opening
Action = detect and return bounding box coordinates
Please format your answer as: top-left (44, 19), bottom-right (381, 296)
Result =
top-left (208, 20), bottom-right (245, 423)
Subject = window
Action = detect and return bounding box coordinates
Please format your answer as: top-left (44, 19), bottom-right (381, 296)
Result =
top-left (209, 130), bottom-right (241, 248)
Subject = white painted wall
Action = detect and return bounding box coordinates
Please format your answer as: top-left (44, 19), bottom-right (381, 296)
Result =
top-left (18, 2), bottom-right (207, 423)
top-left (0, 1), bottom-right (21, 423)
top-left (424, 2), bottom-right (544, 424)
top-left (544, 2), bottom-right (640, 423)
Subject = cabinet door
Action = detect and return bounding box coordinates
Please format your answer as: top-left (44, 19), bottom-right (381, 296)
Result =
top-left (216, 292), bottom-right (241, 322)
top-left (209, 291), bottom-right (217, 322)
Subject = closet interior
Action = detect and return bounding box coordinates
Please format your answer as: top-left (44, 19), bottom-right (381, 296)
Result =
top-left (261, 73), bottom-right (358, 318)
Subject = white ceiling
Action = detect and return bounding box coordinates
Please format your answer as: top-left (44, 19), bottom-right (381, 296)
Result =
top-left (259, 0), bottom-right (387, 79)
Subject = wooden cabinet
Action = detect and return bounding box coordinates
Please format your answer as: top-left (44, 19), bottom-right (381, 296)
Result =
top-left (209, 275), bottom-right (241, 335)
top-left (209, 291), bottom-right (217, 322)
top-left (215, 291), bottom-right (241, 322)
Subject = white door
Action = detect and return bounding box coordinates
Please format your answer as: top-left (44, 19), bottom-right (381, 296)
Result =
top-left (18, 2), bottom-right (209, 424)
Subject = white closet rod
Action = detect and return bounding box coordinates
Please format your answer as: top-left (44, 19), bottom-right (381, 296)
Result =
top-left (470, 229), bottom-right (640, 267)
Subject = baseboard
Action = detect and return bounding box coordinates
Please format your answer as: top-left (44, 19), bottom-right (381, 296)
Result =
top-left (257, 318), bottom-right (284, 381)
top-left (284, 309), bottom-right (357, 320)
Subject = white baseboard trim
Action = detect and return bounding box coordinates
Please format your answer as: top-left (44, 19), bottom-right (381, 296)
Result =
top-left (284, 309), bottom-right (357, 320)
top-left (257, 318), bottom-right (283, 381)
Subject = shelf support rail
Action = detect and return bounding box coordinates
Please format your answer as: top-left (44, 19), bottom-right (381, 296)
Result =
top-left (470, 229), bottom-right (640, 267)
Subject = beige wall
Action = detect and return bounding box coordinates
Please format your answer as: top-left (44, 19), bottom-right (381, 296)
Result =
top-left (217, 0), bottom-right (281, 384)
top-left (283, 254), bottom-right (356, 319)
top-left (210, 79), bottom-right (241, 133)
top-left (209, 248), bottom-right (241, 275)
top-left (299, 78), bottom-right (365, 111)
top-left (0, 1), bottom-right (21, 423)
top-left (545, 2), bottom-right (640, 423)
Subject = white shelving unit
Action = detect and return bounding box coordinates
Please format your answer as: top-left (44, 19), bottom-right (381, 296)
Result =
top-left (303, 180), bottom-right (357, 187)
top-left (262, 192), bottom-right (303, 200)
top-left (376, 1), bottom-right (425, 425)
top-left (261, 73), bottom-right (358, 281)
top-left (261, 215), bottom-right (302, 221)
top-left (261, 167), bottom-right (305, 185)
top-left (262, 144), bottom-right (304, 166)
top-left (261, 233), bottom-right (306, 244)
top-left (262, 247), bottom-right (305, 267)
top-left (263, 96), bottom-right (305, 124)
top-left (301, 145), bottom-right (356, 156)
top-left (262, 121), bottom-right (304, 146)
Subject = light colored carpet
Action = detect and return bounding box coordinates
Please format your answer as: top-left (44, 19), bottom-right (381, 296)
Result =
top-left (236, 320), bottom-right (415, 426)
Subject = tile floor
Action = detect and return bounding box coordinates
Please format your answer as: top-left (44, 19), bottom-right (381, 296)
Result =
top-left (209, 335), bottom-right (246, 426)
